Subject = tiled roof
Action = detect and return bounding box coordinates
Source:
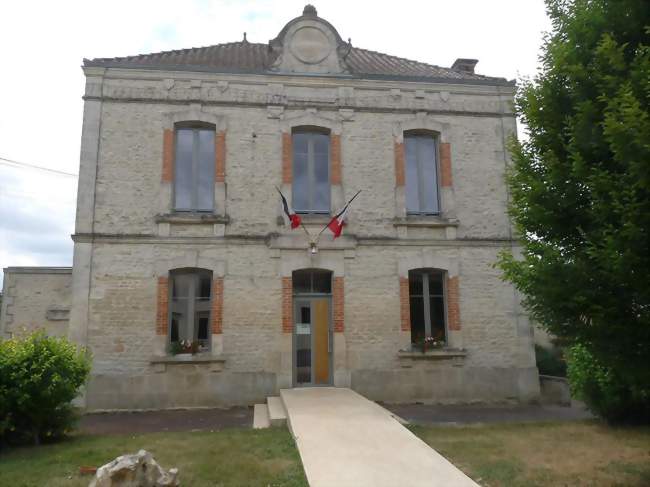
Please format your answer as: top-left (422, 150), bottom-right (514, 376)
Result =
top-left (84, 41), bottom-right (512, 86)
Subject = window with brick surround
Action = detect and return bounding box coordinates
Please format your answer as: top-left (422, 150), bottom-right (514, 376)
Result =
top-left (292, 128), bottom-right (330, 214)
top-left (404, 133), bottom-right (440, 214)
top-left (174, 124), bottom-right (215, 211)
top-left (169, 269), bottom-right (212, 352)
top-left (408, 269), bottom-right (446, 345)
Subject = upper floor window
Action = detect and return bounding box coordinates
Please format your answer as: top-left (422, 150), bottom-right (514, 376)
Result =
top-left (170, 269), bottom-right (212, 352)
top-left (292, 129), bottom-right (330, 214)
top-left (405, 133), bottom-right (439, 214)
top-left (174, 125), bottom-right (215, 211)
top-left (409, 269), bottom-right (446, 345)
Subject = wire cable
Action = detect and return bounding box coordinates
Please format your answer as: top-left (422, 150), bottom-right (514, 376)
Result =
top-left (0, 156), bottom-right (78, 177)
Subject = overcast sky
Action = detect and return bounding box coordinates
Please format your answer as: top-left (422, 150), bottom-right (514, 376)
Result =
top-left (0, 0), bottom-right (551, 287)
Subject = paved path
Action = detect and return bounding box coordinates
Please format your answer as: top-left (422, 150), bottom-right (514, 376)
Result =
top-left (281, 388), bottom-right (478, 487)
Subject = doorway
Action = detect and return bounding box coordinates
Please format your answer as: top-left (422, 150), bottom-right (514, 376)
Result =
top-left (293, 269), bottom-right (332, 386)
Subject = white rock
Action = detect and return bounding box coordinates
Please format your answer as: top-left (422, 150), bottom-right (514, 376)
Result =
top-left (88, 449), bottom-right (179, 487)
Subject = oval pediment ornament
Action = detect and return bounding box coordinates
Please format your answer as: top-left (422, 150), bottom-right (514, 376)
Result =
top-left (268, 6), bottom-right (349, 74)
top-left (290, 26), bottom-right (332, 65)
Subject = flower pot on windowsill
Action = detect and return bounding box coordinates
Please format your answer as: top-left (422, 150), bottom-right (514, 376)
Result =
top-left (412, 338), bottom-right (446, 354)
top-left (169, 340), bottom-right (200, 356)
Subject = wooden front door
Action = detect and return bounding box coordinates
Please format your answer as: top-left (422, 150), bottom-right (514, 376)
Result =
top-left (294, 297), bottom-right (331, 386)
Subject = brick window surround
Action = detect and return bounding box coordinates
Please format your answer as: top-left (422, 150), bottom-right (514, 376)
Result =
top-left (394, 141), bottom-right (405, 187)
top-left (161, 127), bottom-right (226, 183)
top-left (211, 277), bottom-right (224, 334)
top-left (399, 274), bottom-right (461, 333)
top-left (282, 277), bottom-right (293, 333)
top-left (333, 276), bottom-right (344, 332)
top-left (281, 131), bottom-right (341, 185)
top-left (282, 132), bottom-right (292, 184)
top-left (282, 275), bottom-right (344, 333)
top-left (394, 138), bottom-right (453, 189)
top-left (439, 142), bottom-right (452, 188)
top-left (399, 277), bottom-right (410, 331)
top-left (215, 131), bottom-right (226, 183)
top-left (157, 274), bottom-right (225, 337)
top-left (156, 277), bottom-right (169, 335)
top-left (162, 129), bottom-right (174, 183)
top-left (446, 275), bottom-right (461, 331)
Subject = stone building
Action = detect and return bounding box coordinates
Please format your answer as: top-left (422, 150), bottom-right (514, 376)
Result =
top-left (0, 6), bottom-right (539, 410)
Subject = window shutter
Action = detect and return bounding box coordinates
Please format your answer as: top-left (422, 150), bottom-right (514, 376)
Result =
top-left (162, 129), bottom-right (174, 183)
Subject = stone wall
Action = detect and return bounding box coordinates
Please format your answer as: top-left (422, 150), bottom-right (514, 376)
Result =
top-left (0, 267), bottom-right (72, 338)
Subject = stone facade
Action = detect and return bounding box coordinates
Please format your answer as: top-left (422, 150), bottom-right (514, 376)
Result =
top-left (0, 267), bottom-right (72, 338)
top-left (2, 7), bottom-right (539, 410)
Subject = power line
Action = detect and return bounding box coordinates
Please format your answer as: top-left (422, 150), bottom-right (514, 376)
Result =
top-left (0, 156), bottom-right (78, 177)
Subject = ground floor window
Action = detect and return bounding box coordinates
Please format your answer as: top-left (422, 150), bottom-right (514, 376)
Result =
top-left (409, 269), bottom-right (446, 346)
top-left (170, 269), bottom-right (212, 352)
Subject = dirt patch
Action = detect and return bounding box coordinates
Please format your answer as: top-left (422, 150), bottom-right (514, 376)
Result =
top-left (383, 402), bottom-right (593, 425)
top-left (79, 407), bottom-right (253, 435)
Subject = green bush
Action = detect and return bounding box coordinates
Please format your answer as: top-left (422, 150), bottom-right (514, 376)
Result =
top-left (567, 344), bottom-right (650, 424)
top-left (535, 344), bottom-right (567, 377)
top-left (0, 331), bottom-right (91, 446)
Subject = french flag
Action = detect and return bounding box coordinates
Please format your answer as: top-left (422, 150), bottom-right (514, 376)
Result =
top-left (276, 187), bottom-right (301, 229)
top-left (326, 190), bottom-right (361, 238)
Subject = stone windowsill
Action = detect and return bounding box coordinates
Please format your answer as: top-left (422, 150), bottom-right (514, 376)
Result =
top-left (397, 348), bottom-right (467, 360)
top-left (150, 354), bottom-right (226, 365)
top-left (296, 214), bottom-right (331, 225)
top-left (155, 213), bottom-right (230, 225)
top-left (393, 216), bottom-right (460, 228)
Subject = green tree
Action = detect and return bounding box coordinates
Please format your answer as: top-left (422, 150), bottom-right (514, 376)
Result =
top-left (500, 0), bottom-right (650, 421)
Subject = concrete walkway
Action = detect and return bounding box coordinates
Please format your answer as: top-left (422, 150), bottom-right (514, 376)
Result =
top-left (280, 388), bottom-right (478, 487)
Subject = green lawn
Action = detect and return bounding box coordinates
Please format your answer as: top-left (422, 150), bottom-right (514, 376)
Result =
top-left (0, 428), bottom-right (308, 487)
top-left (2, 420), bottom-right (649, 487)
top-left (412, 421), bottom-right (650, 487)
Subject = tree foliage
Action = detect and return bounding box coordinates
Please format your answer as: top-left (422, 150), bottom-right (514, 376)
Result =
top-left (567, 344), bottom-right (650, 423)
top-left (500, 0), bottom-right (650, 419)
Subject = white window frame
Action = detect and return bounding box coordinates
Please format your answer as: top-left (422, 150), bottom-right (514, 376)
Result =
top-left (292, 129), bottom-right (331, 215)
top-left (404, 133), bottom-right (440, 215)
top-left (173, 125), bottom-right (215, 212)
top-left (168, 269), bottom-right (212, 352)
top-left (408, 268), bottom-right (447, 344)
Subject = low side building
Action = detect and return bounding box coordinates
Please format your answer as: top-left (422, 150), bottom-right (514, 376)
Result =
top-left (0, 267), bottom-right (72, 338)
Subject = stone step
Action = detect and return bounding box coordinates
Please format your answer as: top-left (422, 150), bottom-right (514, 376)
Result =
top-left (253, 403), bottom-right (270, 429)
top-left (267, 396), bottom-right (287, 427)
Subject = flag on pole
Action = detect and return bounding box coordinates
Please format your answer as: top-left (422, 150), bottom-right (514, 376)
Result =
top-left (325, 190), bottom-right (361, 239)
top-left (276, 187), bottom-right (301, 229)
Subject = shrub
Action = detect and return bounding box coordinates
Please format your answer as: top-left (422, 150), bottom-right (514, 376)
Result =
top-left (535, 344), bottom-right (567, 377)
top-left (0, 331), bottom-right (91, 445)
top-left (566, 344), bottom-right (650, 424)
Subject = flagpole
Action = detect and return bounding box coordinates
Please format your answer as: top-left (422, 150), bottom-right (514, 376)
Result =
top-left (276, 185), bottom-right (312, 239)
top-left (317, 190), bottom-right (362, 238)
